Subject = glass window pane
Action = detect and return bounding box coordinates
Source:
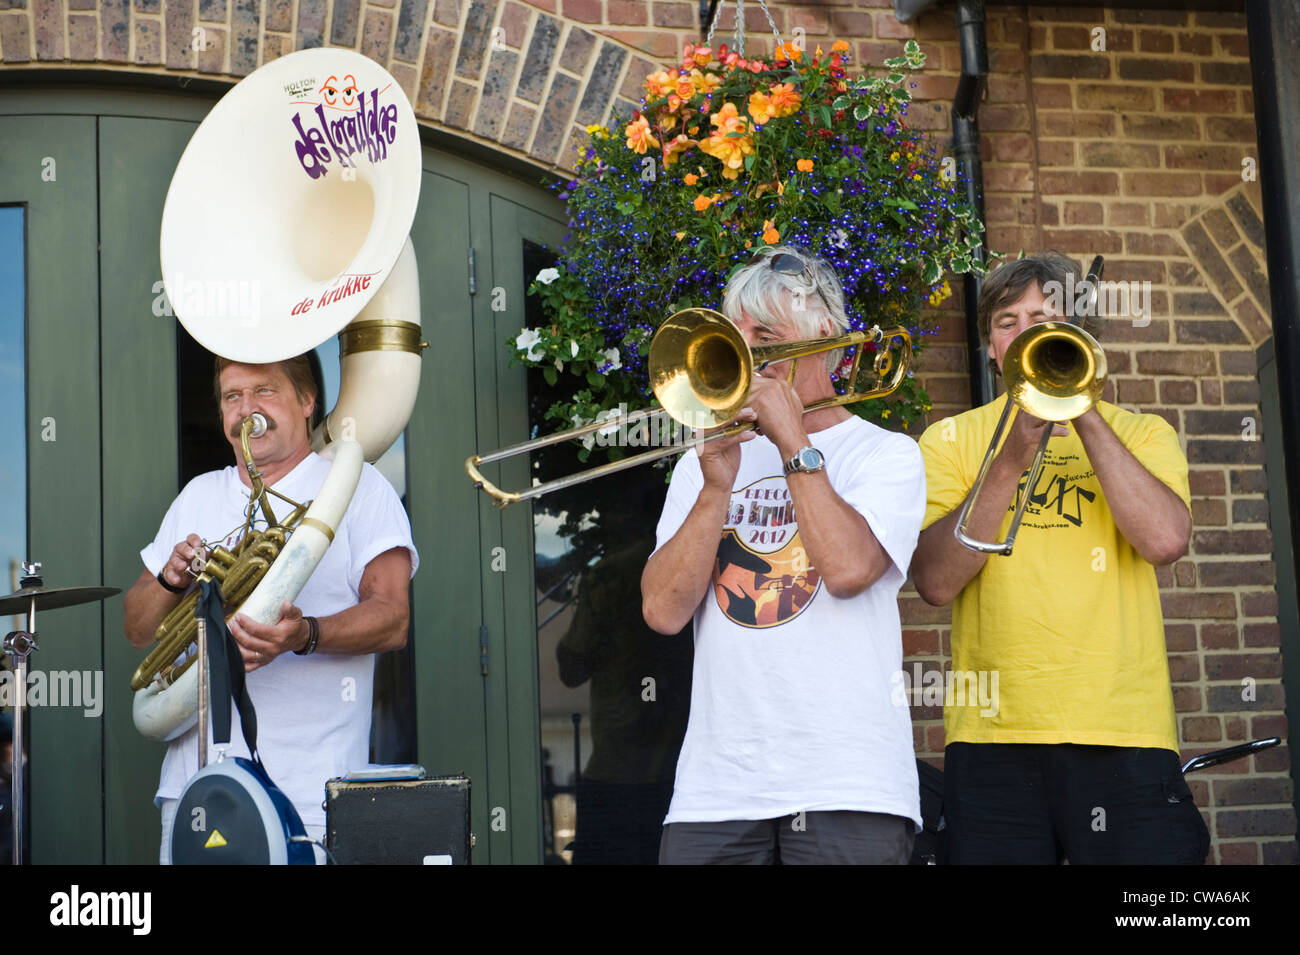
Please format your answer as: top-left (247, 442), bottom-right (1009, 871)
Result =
top-left (0, 206), bottom-right (27, 608)
top-left (525, 241), bottom-right (692, 865)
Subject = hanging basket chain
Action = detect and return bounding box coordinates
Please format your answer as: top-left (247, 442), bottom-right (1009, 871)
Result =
top-left (704, 0), bottom-right (782, 59)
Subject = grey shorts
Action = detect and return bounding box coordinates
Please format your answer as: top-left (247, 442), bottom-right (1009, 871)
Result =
top-left (659, 810), bottom-right (915, 865)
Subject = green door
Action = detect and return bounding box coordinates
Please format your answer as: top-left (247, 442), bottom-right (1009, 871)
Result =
top-left (0, 114), bottom-right (104, 863)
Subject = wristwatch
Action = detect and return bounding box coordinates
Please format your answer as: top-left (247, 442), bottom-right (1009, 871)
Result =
top-left (783, 446), bottom-right (825, 475)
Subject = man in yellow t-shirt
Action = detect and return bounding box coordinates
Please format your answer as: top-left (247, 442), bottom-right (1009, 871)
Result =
top-left (911, 252), bottom-right (1209, 864)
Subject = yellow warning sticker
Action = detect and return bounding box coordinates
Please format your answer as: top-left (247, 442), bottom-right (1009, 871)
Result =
top-left (205, 829), bottom-right (228, 849)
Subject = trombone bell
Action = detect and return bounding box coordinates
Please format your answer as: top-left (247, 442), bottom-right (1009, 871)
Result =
top-left (954, 321), bottom-right (1107, 556)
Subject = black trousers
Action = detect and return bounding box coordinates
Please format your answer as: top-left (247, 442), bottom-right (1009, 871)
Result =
top-left (939, 742), bottom-right (1210, 865)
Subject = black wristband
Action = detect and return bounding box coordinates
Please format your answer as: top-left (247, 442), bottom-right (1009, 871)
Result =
top-left (156, 570), bottom-right (187, 594)
top-left (294, 616), bottom-right (320, 656)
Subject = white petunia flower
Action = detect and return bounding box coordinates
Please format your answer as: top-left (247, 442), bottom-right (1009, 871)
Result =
top-left (570, 340), bottom-right (580, 358)
top-left (515, 327), bottom-right (544, 362)
top-left (601, 347), bottom-right (622, 370)
top-left (535, 267), bottom-right (561, 285)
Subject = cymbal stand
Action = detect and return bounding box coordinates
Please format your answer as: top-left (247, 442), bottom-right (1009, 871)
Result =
top-left (2, 560), bottom-right (42, 866)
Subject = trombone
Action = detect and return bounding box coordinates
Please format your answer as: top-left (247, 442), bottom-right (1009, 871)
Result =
top-left (466, 308), bottom-right (912, 507)
top-left (954, 256), bottom-right (1107, 555)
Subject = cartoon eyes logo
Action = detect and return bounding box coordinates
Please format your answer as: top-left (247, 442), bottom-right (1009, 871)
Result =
top-left (318, 74), bottom-right (360, 111)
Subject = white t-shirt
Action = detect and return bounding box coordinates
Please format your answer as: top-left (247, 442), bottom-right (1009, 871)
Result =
top-left (653, 415), bottom-right (925, 828)
top-left (140, 452), bottom-right (418, 827)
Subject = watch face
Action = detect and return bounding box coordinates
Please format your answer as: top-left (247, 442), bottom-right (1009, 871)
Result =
top-left (797, 448), bottom-right (823, 470)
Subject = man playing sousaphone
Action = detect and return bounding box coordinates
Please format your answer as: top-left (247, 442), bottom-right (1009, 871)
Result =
top-left (911, 251), bottom-right (1207, 864)
top-left (123, 355), bottom-right (417, 863)
top-left (642, 245), bottom-right (925, 864)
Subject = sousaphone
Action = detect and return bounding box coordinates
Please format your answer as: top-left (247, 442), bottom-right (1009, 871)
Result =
top-left (133, 48), bottom-right (424, 741)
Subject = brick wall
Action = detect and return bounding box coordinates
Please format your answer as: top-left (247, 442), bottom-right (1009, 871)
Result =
top-left (0, 0), bottom-right (1292, 863)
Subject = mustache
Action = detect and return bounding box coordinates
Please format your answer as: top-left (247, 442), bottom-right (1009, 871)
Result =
top-left (230, 415), bottom-right (278, 440)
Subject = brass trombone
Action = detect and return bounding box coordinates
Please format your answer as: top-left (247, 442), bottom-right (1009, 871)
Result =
top-left (466, 308), bottom-right (912, 507)
top-left (954, 256), bottom-right (1107, 555)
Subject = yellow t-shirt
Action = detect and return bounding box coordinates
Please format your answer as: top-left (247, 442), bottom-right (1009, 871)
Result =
top-left (917, 396), bottom-right (1189, 753)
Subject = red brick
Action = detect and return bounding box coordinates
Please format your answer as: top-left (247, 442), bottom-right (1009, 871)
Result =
top-left (1038, 141), bottom-right (1074, 167)
top-left (1075, 83), bottom-right (1154, 111)
top-left (1243, 622), bottom-right (1280, 648)
top-left (1206, 116), bottom-right (1256, 142)
top-left (1225, 715), bottom-right (1247, 740)
top-left (1192, 529), bottom-right (1273, 554)
top-left (984, 165), bottom-right (1035, 193)
top-left (1120, 114), bottom-right (1201, 140)
top-left (1138, 28), bottom-right (1174, 53)
top-left (1063, 201), bottom-right (1103, 226)
top-left (1217, 33), bottom-right (1248, 57)
top-left (1119, 56), bottom-right (1194, 82)
top-left (1173, 685), bottom-right (1202, 712)
top-left (1042, 228), bottom-right (1122, 253)
top-left (1200, 623), bottom-right (1238, 648)
top-left (1159, 592), bottom-right (1236, 619)
top-left (607, 0), bottom-right (646, 26)
top-left (1166, 144), bottom-right (1250, 171)
top-left (1163, 88), bottom-right (1238, 113)
top-left (1124, 172), bottom-right (1204, 196)
top-left (1217, 842), bottom-right (1259, 865)
top-left (563, 0), bottom-right (602, 24)
top-left (1191, 498), bottom-right (1228, 526)
top-left (1176, 31), bottom-right (1213, 55)
top-left (652, 2), bottom-right (694, 29)
top-left (1165, 623), bottom-right (1196, 651)
top-left (1040, 171), bottom-right (1119, 195)
top-left (1081, 142), bottom-right (1161, 168)
top-left (875, 13), bottom-right (915, 39)
top-left (902, 629), bottom-right (940, 656)
top-left (992, 133), bottom-right (1034, 163)
top-left (1107, 203), bottom-right (1147, 227)
top-left (1182, 716), bottom-right (1222, 742)
top-left (1241, 592), bottom-right (1278, 617)
top-left (1031, 81), bottom-right (1070, 108)
top-left (1039, 111), bottom-right (1115, 137)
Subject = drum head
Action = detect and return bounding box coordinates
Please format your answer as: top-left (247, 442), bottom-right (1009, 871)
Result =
top-left (170, 757), bottom-right (314, 865)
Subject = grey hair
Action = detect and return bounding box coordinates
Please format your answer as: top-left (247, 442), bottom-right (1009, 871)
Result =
top-left (721, 245), bottom-right (850, 372)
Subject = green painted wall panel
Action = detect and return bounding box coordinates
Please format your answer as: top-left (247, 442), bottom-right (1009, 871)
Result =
top-left (98, 115), bottom-right (195, 864)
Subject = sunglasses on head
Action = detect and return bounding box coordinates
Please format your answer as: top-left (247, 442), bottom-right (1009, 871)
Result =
top-left (749, 251), bottom-right (835, 317)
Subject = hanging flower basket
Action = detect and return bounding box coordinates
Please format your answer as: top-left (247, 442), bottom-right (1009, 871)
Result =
top-left (516, 38), bottom-right (988, 456)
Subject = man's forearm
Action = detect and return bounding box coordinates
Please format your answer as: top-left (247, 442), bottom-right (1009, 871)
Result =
top-left (123, 569), bottom-right (185, 649)
top-left (310, 596), bottom-right (409, 654)
top-left (1073, 410), bottom-right (1190, 565)
top-left (642, 484), bottom-right (731, 634)
top-left (912, 452), bottom-right (1023, 606)
top-left (783, 469), bottom-right (890, 598)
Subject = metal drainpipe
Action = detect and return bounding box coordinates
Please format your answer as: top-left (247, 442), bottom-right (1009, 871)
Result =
top-left (1246, 0), bottom-right (1300, 842)
top-left (951, 0), bottom-right (994, 407)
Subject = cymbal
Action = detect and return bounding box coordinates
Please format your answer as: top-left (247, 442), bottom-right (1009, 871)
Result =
top-left (0, 585), bottom-right (121, 618)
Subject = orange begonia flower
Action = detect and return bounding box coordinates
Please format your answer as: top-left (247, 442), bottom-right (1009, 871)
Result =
top-left (762, 219), bottom-right (780, 244)
top-left (662, 134), bottom-right (695, 166)
top-left (684, 173), bottom-right (699, 185)
top-left (693, 194), bottom-right (715, 212)
top-left (699, 102), bottom-right (754, 180)
top-left (748, 90), bottom-right (775, 126)
top-left (767, 82), bottom-right (802, 118)
top-left (796, 158), bottom-right (814, 172)
top-left (625, 115), bottom-right (660, 154)
top-left (832, 40), bottom-right (850, 53)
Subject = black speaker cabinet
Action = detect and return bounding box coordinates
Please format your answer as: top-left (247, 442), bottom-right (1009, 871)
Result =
top-left (325, 775), bottom-right (471, 864)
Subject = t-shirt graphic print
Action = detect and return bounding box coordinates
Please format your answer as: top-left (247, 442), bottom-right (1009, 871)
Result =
top-left (714, 476), bottom-right (820, 628)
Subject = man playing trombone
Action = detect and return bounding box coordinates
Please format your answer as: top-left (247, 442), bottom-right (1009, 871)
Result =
top-left (642, 246), bottom-right (925, 864)
top-left (911, 252), bottom-right (1208, 864)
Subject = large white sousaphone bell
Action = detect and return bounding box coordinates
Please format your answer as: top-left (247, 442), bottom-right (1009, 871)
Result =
top-left (134, 48), bottom-right (425, 741)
